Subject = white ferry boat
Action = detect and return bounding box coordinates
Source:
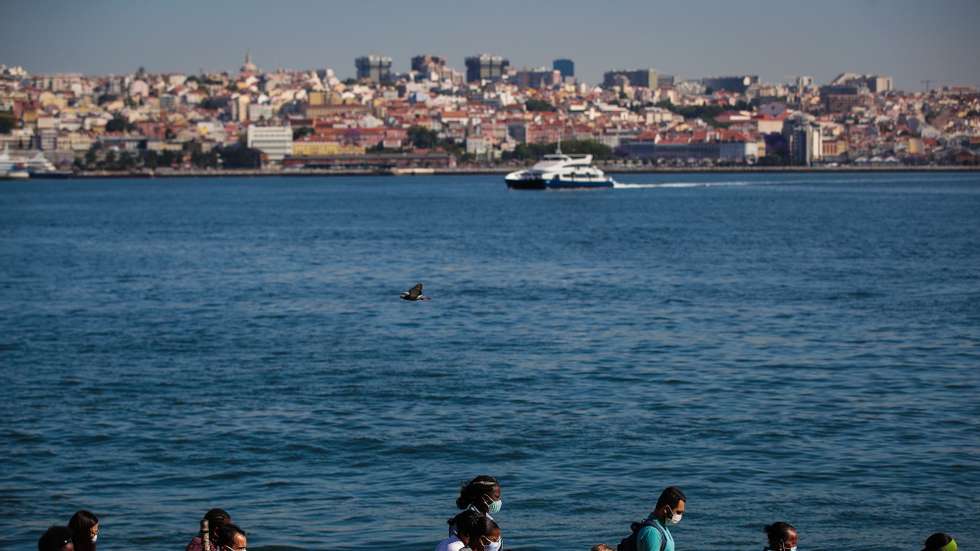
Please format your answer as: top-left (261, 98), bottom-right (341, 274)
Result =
top-left (0, 146), bottom-right (56, 177)
top-left (505, 146), bottom-right (615, 190)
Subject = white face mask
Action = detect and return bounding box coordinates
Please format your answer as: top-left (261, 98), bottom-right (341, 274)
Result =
top-left (482, 536), bottom-right (502, 551)
top-left (788, 547), bottom-right (797, 551)
top-left (91, 534), bottom-right (98, 543)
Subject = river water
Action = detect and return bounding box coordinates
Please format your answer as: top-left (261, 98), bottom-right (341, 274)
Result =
top-left (1, 172), bottom-right (978, 550)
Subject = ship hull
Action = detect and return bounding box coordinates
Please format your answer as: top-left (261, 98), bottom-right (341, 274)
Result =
top-left (505, 176), bottom-right (614, 190)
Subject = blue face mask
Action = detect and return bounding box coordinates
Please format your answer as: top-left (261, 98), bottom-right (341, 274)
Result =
top-left (487, 498), bottom-right (502, 515)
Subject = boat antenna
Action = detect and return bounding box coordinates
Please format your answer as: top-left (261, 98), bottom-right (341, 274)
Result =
top-left (556, 132), bottom-right (562, 155)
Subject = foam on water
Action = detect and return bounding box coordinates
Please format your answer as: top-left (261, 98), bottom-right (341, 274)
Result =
top-left (614, 180), bottom-right (754, 189)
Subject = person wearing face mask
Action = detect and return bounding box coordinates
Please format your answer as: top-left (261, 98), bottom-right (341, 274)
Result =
top-left (187, 508), bottom-right (232, 551)
top-left (67, 510), bottom-right (99, 551)
top-left (456, 475), bottom-right (503, 520)
top-left (214, 524), bottom-right (247, 551)
top-left (457, 515), bottom-right (501, 551)
top-left (617, 486), bottom-right (686, 551)
top-left (436, 509), bottom-right (484, 551)
top-left (763, 522), bottom-right (797, 551)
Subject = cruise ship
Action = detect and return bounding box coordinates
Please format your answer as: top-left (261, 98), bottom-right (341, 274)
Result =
top-left (505, 147), bottom-right (615, 190)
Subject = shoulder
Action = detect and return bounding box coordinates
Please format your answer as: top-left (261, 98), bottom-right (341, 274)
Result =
top-left (636, 524), bottom-right (663, 546)
top-left (436, 536), bottom-right (464, 551)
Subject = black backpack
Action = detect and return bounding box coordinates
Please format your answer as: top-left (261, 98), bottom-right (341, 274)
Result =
top-left (617, 518), bottom-right (668, 551)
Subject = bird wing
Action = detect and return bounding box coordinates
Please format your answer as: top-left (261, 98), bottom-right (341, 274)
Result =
top-left (410, 283), bottom-right (424, 298)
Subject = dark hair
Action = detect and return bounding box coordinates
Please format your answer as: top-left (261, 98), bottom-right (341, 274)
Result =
top-left (38, 526), bottom-right (73, 551)
top-left (655, 486), bottom-right (686, 511)
top-left (204, 508), bottom-right (231, 537)
top-left (764, 522), bottom-right (797, 549)
top-left (448, 509), bottom-right (484, 542)
top-left (457, 515), bottom-right (499, 551)
top-left (922, 533), bottom-right (954, 551)
top-left (215, 523), bottom-right (247, 548)
top-left (68, 510), bottom-right (99, 551)
top-left (456, 475), bottom-right (500, 511)
top-left (205, 508), bottom-right (231, 526)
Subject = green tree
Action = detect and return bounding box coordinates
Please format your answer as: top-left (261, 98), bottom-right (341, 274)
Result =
top-left (218, 144), bottom-right (261, 168)
top-left (159, 150), bottom-right (178, 167)
top-left (144, 150), bottom-right (159, 169)
top-left (502, 143), bottom-right (530, 161)
top-left (408, 126), bottom-right (439, 149)
top-left (191, 149), bottom-right (218, 168)
top-left (525, 99), bottom-right (555, 112)
top-left (118, 151), bottom-right (137, 169)
top-left (106, 116), bottom-right (129, 133)
top-left (0, 110), bottom-right (15, 134)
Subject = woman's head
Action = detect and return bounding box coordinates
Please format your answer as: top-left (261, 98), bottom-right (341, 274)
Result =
top-left (67, 511), bottom-right (98, 551)
top-left (215, 524), bottom-right (247, 551)
top-left (203, 508), bottom-right (232, 540)
top-left (764, 522), bottom-right (798, 551)
top-left (449, 509), bottom-right (484, 545)
top-left (456, 475), bottom-right (501, 514)
top-left (457, 515), bottom-right (500, 551)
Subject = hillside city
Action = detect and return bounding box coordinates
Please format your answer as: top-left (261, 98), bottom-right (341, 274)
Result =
top-left (1, 53), bottom-right (979, 174)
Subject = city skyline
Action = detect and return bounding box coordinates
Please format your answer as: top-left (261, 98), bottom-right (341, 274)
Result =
top-left (2, 0), bottom-right (979, 90)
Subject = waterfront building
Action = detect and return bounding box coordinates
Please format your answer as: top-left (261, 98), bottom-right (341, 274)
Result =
top-left (246, 125), bottom-right (292, 163)
top-left (355, 55), bottom-right (393, 84)
top-left (701, 75), bottom-right (759, 93)
top-left (465, 54), bottom-right (510, 83)
top-left (292, 138), bottom-right (365, 157)
top-left (617, 138), bottom-right (759, 162)
top-left (553, 59), bottom-right (574, 79)
top-left (602, 69), bottom-right (659, 89)
top-left (783, 115), bottom-right (822, 166)
top-left (656, 74), bottom-right (675, 88)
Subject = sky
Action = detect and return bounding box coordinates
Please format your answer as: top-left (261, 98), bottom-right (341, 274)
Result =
top-left (2, 0), bottom-right (979, 91)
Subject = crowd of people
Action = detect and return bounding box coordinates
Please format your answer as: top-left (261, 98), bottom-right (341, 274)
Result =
top-left (35, 478), bottom-right (960, 551)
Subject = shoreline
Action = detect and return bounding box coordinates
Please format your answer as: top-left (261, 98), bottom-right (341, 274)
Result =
top-left (18, 164), bottom-right (980, 180)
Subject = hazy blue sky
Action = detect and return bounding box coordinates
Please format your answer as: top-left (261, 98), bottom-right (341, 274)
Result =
top-left (2, 0), bottom-right (978, 90)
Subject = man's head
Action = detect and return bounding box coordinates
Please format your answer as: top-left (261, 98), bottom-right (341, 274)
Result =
top-left (653, 486), bottom-right (686, 525)
top-left (765, 522), bottom-right (798, 551)
top-left (922, 533), bottom-right (957, 551)
top-left (38, 526), bottom-right (74, 551)
top-left (216, 523), bottom-right (247, 551)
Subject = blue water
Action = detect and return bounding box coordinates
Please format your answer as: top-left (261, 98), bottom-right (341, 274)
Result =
top-left (1, 172), bottom-right (979, 551)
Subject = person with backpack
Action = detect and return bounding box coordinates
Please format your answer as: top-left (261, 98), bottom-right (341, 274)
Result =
top-left (618, 486), bottom-right (686, 551)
